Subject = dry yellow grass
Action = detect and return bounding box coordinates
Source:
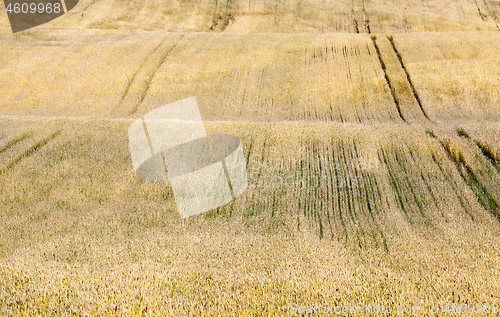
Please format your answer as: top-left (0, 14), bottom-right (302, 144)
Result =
top-left (1, 119), bottom-right (500, 315)
top-left (1, 0), bottom-right (498, 33)
top-left (1, 31), bottom-right (499, 125)
top-left (389, 32), bottom-right (500, 123)
top-left (1, 0), bottom-right (500, 315)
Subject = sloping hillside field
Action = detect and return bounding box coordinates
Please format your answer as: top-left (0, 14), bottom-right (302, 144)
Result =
top-left (1, 1), bottom-right (500, 315)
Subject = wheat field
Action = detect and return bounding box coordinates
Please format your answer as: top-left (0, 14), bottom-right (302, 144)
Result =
top-left (1, 0), bottom-right (500, 315)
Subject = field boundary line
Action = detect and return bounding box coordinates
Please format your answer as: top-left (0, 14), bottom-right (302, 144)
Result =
top-left (0, 114), bottom-right (446, 126)
top-left (0, 115), bottom-right (137, 122)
